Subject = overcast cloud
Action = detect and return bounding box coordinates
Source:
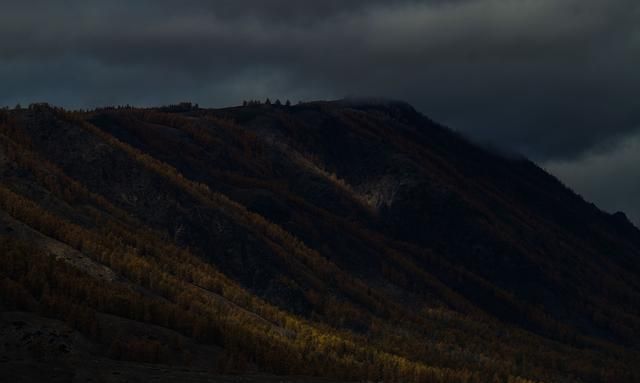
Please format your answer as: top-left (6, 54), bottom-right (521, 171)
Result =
top-left (545, 130), bottom-right (640, 225)
top-left (1, 0), bottom-right (639, 223)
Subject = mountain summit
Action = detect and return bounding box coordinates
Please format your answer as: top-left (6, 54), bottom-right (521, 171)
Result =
top-left (1, 100), bottom-right (639, 382)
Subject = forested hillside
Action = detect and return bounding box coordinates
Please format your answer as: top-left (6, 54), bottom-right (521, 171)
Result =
top-left (1, 100), bottom-right (639, 382)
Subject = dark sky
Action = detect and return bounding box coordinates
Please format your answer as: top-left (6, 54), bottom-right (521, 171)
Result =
top-left (2, 1), bottom-right (639, 224)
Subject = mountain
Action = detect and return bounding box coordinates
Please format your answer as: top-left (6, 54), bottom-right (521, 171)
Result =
top-left (1, 100), bottom-right (639, 383)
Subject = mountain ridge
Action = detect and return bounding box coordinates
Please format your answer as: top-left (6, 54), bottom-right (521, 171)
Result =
top-left (1, 100), bottom-right (639, 382)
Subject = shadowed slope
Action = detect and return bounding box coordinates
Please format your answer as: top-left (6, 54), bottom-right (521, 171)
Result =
top-left (0, 101), bottom-right (639, 382)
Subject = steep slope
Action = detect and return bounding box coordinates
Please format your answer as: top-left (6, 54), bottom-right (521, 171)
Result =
top-left (0, 101), bottom-right (639, 383)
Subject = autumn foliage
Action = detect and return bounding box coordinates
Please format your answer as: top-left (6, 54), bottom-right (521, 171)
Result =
top-left (1, 103), bottom-right (639, 382)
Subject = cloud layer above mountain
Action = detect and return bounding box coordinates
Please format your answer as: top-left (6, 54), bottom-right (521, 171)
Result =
top-left (2, 0), bottom-right (639, 221)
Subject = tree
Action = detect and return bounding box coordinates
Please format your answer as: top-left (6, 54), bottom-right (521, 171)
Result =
top-left (275, 99), bottom-right (282, 106)
top-left (285, 100), bottom-right (291, 107)
top-left (265, 98), bottom-right (271, 105)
